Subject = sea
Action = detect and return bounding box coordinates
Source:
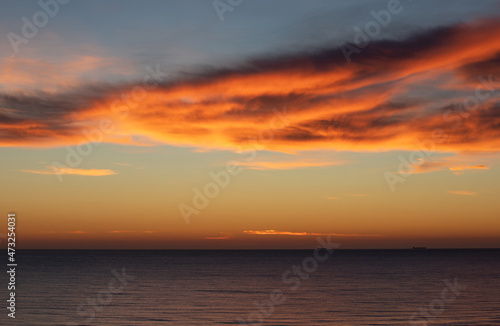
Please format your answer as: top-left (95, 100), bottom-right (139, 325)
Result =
top-left (3, 249), bottom-right (500, 325)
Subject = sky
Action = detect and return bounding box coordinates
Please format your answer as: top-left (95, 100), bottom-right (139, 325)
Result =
top-left (1, 0), bottom-right (500, 249)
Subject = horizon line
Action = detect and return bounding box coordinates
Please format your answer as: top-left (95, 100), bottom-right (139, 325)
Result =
top-left (10, 247), bottom-right (500, 251)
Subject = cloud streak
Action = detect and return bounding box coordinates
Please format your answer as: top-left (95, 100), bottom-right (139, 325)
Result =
top-left (447, 191), bottom-right (477, 196)
top-left (238, 160), bottom-right (340, 170)
top-left (108, 231), bottom-right (158, 234)
top-left (243, 230), bottom-right (381, 237)
top-left (20, 167), bottom-right (117, 176)
top-left (408, 156), bottom-right (491, 175)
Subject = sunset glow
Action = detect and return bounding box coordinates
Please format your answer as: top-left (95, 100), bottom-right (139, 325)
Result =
top-left (1, 0), bottom-right (499, 249)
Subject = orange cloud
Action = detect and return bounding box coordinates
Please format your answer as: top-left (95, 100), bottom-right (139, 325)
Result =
top-left (108, 231), bottom-right (158, 234)
top-left (243, 230), bottom-right (381, 237)
top-left (447, 190), bottom-right (477, 196)
top-left (410, 160), bottom-right (450, 174)
top-left (326, 194), bottom-right (368, 199)
top-left (2, 19), bottom-right (500, 156)
top-left (449, 164), bottom-right (489, 175)
top-left (38, 231), bottom-right (87, 234)
top-left (20, 167), bottom-right (117, 176)
top-left (204, 232), bottom-right (234, 239)
top-left (408, 155), bottom-right (492, 175)
top-left (239, 160), bottom-right (340, 170)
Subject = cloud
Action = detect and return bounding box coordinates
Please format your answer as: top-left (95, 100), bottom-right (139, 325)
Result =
top-left (40, 230), bottom-right (157, 235)
top-left (20, 167), bottom-right (117, 176)
top-left (0, 53), bottom-right (136, 93)
top-left (2, 19), bottom-right (500, 157)
top-left (111, 162), bottom-right (131, 166)
top-left (402, 153), bottom-right (493, 175)
top-left (204, 232), bottom-right (234, 239)
top-left (107, 231), bottom-right (158, 234)
top-left (243, 230), bottom-right (381, 237)
top-left (447, 190), bottom-right (477, 196)
top-left (410, 160), bottom-right (452, 174)
top-left (238, 160), bottom-right (340, 170)
top-left (326, 194), bottom-right (368, 199)
top-left (449, 164), bottom-right (489, 175)
top-left (38, 231), bottom-right (87, 234)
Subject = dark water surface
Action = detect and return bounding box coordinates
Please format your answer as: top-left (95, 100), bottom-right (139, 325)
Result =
top-left (3, 249), bottom-right (500, 325)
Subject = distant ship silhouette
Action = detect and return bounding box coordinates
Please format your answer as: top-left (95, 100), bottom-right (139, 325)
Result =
top-left (412, 247), bottom-right (427, 250)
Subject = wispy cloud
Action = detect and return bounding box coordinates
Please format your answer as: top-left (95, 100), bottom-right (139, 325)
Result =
top-left (449, 165), bottom-right (489, 175)
top-left (243, 230), bottom-right (381, 237)
top-left (205, 232), bottom-right (234, 240)
top-left (447, 190), bottom-right (477, 196)
top-left (410, 160), bottom-right (450, 174)
top-left (111, 162), bottom-right (131, 166)
top-left (407, 156), bottom-right (491, 175)
top-left (38, 230), bottom-right (87, 234)
top-left (327, 194), bottom-right (368, 199)
top-left (239, 161), bottom-right (340, 170)
top-left (107, 231), bottom-right (158, 234)
top-left (0, 54), bottom-right (134, 93)
top-left (20, 167), bottom-right (117, 176)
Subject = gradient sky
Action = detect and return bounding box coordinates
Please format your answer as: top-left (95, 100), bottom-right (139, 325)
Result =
top-left (1, 0), bottom-right (500, 249)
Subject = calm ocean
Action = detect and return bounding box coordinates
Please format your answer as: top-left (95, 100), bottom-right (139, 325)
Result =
top-left (5, 249), bottom-right (500, 325)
